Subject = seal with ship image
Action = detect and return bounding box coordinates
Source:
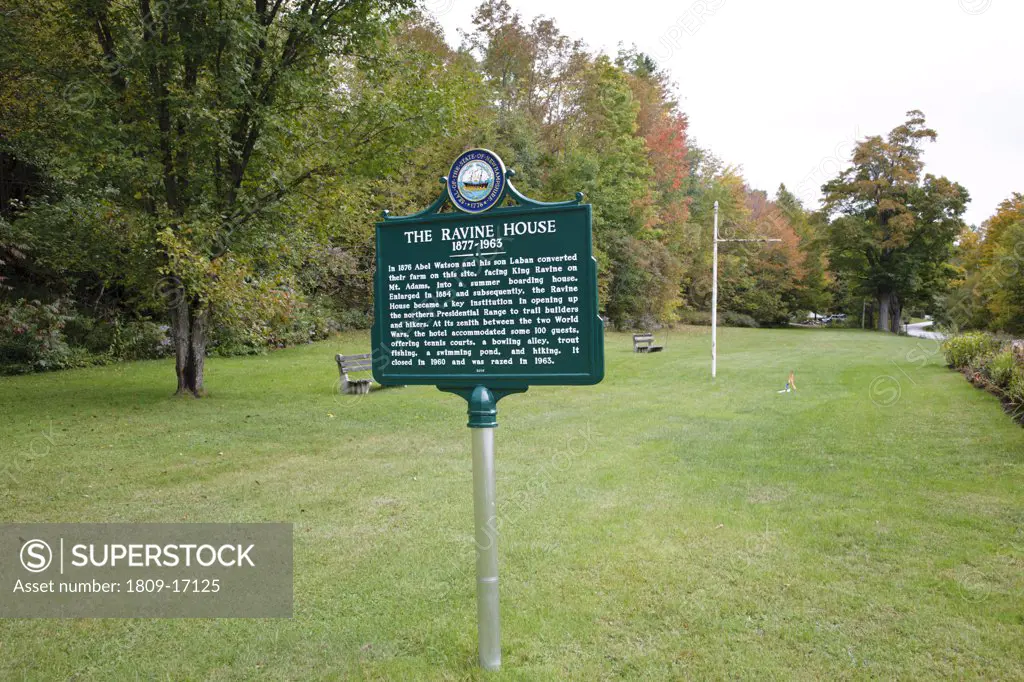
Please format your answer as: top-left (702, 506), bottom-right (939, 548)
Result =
top-left (447, 149), bottom-right (506, 214)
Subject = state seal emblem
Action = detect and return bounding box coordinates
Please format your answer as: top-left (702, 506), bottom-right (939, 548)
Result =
top-left (447, 149), bottom-right (506, 214)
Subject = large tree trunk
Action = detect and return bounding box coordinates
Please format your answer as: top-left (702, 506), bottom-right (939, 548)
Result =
top-left (171, 297), bottom-right (210, 397)
top-left (172, 297), bottom-right (190, 393)
top-left (876, 291), bottom-right (902, 334)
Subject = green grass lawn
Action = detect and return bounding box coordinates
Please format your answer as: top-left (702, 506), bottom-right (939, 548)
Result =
top-left (1, 328), bottom-right (1022, 679)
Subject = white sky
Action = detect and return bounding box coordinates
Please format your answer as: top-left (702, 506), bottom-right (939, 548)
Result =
top-left (431, 0), bottom-right (1022, 226)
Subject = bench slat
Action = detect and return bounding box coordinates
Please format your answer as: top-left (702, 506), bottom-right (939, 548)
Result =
top-left (337, 353), bottom-right (373, 371)
top-left (336, 353), bottom-right (372, 361)
top-left (336, 352), bottom-right (374, 377)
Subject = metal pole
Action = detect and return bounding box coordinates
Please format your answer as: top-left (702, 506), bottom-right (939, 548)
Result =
top-left (451, 384), bottom-right (502, 671)
top-left (441, 384), bottom-right (524, 670)
top-left (471, 426), bottom-right (500, 670)
top-left (711, 200), bottom-right (719, 379)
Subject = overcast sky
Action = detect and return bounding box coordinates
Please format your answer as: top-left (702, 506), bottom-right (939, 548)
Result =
top-left (432, 0), bottom-right (1022, 226)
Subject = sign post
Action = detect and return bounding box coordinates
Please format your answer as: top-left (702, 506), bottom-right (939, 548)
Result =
top-left (470, 386), bottom-right (500, 669)
top-left (372, 149), bottom-right (604, 670)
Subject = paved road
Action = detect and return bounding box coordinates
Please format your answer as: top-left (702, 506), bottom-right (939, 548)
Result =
top-left (906, 321), bottom-right (945, 340)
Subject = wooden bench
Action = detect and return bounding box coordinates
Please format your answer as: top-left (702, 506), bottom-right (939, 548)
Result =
top-left (335, 353), bottom-right (373, 394)
top-left (633, 333), bottom-right (664, 353)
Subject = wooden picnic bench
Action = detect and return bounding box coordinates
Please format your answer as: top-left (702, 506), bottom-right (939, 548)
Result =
top-left (335, 353), bottom-right (374, 394)
top-left (633, 333), bottom-right (664, 353)
top-left (335, 353), bottom-right (406, 394)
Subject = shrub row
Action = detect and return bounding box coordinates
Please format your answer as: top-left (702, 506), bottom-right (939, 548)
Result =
top-left (941, 331), bottom-right (1024, 419)
top-left (0, 298), bottom-right (173, 374)
top-left (940, 331), bottom-right (1001, 369)
top-left (0, 295), bottom-right (363, 375)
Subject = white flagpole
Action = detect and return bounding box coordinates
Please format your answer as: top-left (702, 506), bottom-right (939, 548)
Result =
top-left (711, 201), bottom-right (719, 379)
top-left (709, 201), bottom-right (780, 379)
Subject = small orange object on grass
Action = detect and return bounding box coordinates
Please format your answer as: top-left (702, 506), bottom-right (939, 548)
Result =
top-left (778, 370), bottom-right (797, 393)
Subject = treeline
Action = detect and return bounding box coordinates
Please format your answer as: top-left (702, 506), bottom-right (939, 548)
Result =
top-left (1, 0), bottom-right (1018, 388)
top-left (0, 0), bottom-right (826, 384)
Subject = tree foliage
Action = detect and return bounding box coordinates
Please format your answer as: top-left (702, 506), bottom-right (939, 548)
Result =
top-left (822, 111), bottom-right (969, 332)
top-left (1, 0), bottom-right (835, 387)
top-left (945, 193), bottom-right (1024, 334)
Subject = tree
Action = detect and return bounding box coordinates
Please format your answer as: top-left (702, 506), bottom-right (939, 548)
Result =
top-left (730, 190), bottom-right (806, 325)
top-left (822, 111), bottom-right (969, 332)
top-left (775, 184), bottom-right (831, 315)
top-left (988, 222), bottom-right (1024, 334)
top-left (678, 146), bottom-right (746, 313)
top-left (3, 0), bottom-right (437, 395)
top-left (947, 193), bottom-right (1024, 333)
top-left (464, 9), bottom-right (683, 327)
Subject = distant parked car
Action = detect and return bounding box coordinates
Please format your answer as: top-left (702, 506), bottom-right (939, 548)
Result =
top-left (806, 312), bottom-right (827, 325)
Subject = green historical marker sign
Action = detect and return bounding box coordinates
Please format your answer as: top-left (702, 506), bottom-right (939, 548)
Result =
top-left (371, 152), bottom-right (604, 389)
top-left (370, 149), bottom-right (603, 671)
